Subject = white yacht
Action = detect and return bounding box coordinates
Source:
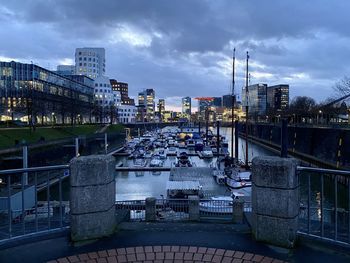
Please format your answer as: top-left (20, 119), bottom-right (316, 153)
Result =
top-left (202, 146), bottom-right (214, 158)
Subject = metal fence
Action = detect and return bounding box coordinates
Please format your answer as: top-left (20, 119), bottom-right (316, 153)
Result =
top-left (116, 198), bottom-right (240, 222)
top-left (0, 165), bottom-right (70, 245)
top-left (297, 166), bottom-right (350, 247)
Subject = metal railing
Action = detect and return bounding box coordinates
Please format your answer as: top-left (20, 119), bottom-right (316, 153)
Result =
top-left (116, 198), bottom-right (240, 222)
top-left (297, 166), bottom-right (350, 247)
top-left (0, 165), bottom-right (70, 245)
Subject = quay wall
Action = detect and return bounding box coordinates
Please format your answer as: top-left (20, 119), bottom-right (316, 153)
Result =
top-left (238, 123), bottom-right (350, 169)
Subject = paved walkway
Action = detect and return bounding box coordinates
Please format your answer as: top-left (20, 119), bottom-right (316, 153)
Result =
top-left (48, 245), bottom-right (284, 263)
top-left (1, 222), bottom-right (350, 263)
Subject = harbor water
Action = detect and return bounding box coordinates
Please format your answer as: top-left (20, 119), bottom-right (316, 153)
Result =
top-left (115, 127), bottom-right (275, 201)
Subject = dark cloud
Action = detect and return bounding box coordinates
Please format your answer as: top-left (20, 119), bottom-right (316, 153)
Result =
top-left (1, 0), bottom-right (350, 108)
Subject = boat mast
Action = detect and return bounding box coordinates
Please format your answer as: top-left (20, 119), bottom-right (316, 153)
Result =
top-left (245, 51), bottom-right (249, 168)
top-left (231, 48), bottom-right (235, 162)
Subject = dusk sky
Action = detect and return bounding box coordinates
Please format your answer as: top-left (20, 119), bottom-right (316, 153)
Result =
top-left (1, 0), bottom-right (350, 111)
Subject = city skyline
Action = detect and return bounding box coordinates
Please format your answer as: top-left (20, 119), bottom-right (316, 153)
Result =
top-left (1, 1), bottom-right (349, 111)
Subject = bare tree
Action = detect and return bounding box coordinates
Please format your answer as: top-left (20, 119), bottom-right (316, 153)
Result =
top-left (333, 76), bottom-right (350, 98)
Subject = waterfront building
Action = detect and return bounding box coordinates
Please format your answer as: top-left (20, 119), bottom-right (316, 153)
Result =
top-left (198, 99), bottom-right (213, 121)
top-left (110, 79), bottom-right (134, 105)
top-left (56, 65), bottom-right (75, 75)
top-left (157, 99), bottom-right (165, 121)
top-left (163, 110), bottom-right (174, 122)
top-left (266, 84), bottom-right (289, 113)
top-left (94, 76), bottom-right (120, 123)
top-left (182, 97), bottom-right (191, 120)
top-left (137, 89), bottom-right (155, 122)
top-left (118, 104), bottom-right (137, 123)
top-left (212, 97), bottom-right (222, 108)
top-left (223, 94), bottom-right (238, 109)
top-left (75, 47), bottom-right (105, 80)
top-left (242, 83), bottom-right (268, 117)
top-left (0, 61), bottom-right (94, 124)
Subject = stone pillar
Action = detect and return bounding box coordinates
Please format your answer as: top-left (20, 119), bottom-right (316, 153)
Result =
top-left (70, 155), bottom-right (116, 242)
top-left (232, 198), bottom-right (244, 224)
top-left (251, 156), bottom-right (299, 248)
top-left (188, 196), bottom-right (200, 221)
top-left (145, 197), bottom-right (156, 221)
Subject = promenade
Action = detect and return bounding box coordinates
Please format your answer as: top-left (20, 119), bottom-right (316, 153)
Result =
top-left (1, 222), bottom-right (349, 263)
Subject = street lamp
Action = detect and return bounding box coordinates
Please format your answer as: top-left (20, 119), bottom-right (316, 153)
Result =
top-left (7, 108), bottom-right (10, 127)
top-left (318, 110), bottom-right (322, 124)
top-left (51, 112), bottom-right (55, 127)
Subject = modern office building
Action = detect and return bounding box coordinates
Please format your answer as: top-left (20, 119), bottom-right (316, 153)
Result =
top-left (56, 65), bottom-right (75, 75)
top-left (110, 79), bottom-right (134, 105)
top-left (118, 104), bottom-right (137, 123)
top-left (0, 61), bottom-right (94, 124)
top-left (182, 97), bottom-right (191, 116)
top-left (212, 97), bottom-right (222, 107)
top-left (242, 83), bottom-right (268, 116)
top-left (266, 84), bottom-right (289, 113)
top-left (137, 89), bottom-right (155, 122)
top-left (223, 94), bottom-right (239, 109)
top-left (75, 48), bottom-right (105, 80)
top-left (157, 99), bottom-right (165, 121)
top-left (198, 99), bottom-right (213, 116)
top-left (93, 76), bottom-right (121, 123)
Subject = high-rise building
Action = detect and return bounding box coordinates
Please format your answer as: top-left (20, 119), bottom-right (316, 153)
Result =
top-left (182, 97), bottom-right (191, 116)
top-left (242, 83), bottom-right (267, 116)
top-left (137, 89), bottom-right (155, 122)
top-left (157, 99), bottom-right (165, 121)
top-left (110, 79), bottom-right (134, 105)
top-left (75, 48), bottom-right (105, 80)
top-left (212, 97), bottom-right (222, 107)
top-left (222, 95), bottom-right (233, 108)
top-left (266, 84), bottom-right (289, 113)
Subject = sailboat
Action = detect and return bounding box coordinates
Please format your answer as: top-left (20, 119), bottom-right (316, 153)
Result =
top-left (217, 49), bottom-right (252, 190)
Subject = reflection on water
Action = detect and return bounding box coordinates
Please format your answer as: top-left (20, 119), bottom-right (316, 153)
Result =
top-left (115, 127), bottom-right (275, 201)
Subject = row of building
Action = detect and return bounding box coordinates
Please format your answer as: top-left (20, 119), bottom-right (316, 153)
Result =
top-left (0, 47), bottom-right (138, 124)
top-left (139, 84), bottom-right (289, 123)
top-left (0, 46), bottom-right (289, 125)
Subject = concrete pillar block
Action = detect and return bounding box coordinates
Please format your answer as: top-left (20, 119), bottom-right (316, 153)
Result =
top-left (70, 155), bottom-right (116, 242)
top-left (251, 156), bottom-right (299, 248)
top-left (232, 199), bottom-right (244, 224)
top-left (188, 196), bottom-right (200, 221)
top-left (145, 197), bottom-right (156, 221)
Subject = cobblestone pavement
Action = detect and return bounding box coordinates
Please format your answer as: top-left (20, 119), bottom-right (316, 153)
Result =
top-left (48, 245), bottom-right (286, 263)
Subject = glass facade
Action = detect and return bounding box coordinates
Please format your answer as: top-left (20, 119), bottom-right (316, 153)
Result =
top-left (267, 84), bottom-right (289, 113)
top-left (242, 83), bottom-right (267, 116)
top-left (182, 96), bottom-right (191, 116)
top-left (0, 61), bottom-right (94, 123)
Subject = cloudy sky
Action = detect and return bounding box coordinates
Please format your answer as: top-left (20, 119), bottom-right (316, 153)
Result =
top-left (1, 0), bottom-right (350, 111)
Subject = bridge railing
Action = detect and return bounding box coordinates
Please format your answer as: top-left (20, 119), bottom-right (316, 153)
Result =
top-left (297, 166), bottom-right (350, 247)
top-left (115, 198), bottom-right (240, 222)
top-left (0, 165), bottom-right (70, 245)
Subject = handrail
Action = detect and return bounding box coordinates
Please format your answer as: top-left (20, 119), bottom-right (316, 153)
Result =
top-left (0, 164), bottom-right (69, 175)
top-left (297, 166), bottom-right (350, 176)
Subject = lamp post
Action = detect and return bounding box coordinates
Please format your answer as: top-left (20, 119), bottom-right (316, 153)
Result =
top-left (51, 112), bottom-right (55, 127)
top-left (318, 110), bottom-right (322, 125)
top-left (7, 108), bottom-right (10, 128)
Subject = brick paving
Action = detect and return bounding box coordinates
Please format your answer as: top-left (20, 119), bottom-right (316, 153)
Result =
top-left (47, 246), bottom-right (287, 263)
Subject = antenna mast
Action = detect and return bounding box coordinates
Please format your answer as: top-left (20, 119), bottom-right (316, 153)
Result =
top-left (245, 51), bottom-right (249, 168)
top-left (231, 48), bottom-right (235, 162)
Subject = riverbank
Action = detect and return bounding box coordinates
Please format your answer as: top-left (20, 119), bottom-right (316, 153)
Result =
top-left (0, 124), bottom-right (124, 150)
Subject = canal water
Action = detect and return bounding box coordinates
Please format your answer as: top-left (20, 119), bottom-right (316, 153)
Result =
top-left (115, 127), bottom-right (275, 201)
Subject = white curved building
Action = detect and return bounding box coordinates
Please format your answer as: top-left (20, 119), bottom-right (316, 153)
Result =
top-left (94, 76), bottom-right (121, 123)
top-left (75, 48), bottom-right (105, 80)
